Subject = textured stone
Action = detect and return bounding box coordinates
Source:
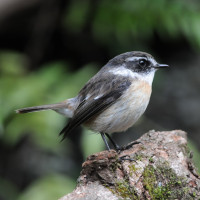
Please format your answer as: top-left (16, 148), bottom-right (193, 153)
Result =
top-left (60, 130), bottom-right (200, 200)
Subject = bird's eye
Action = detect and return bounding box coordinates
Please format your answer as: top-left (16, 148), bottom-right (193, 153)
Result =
top-left (139, 59), bottom-right (147, 67)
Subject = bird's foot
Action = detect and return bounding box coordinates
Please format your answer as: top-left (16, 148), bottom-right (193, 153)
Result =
top-left (117, 140), bottom-right (142, 152)
top-left (118, 155), bottom-right (136, 162)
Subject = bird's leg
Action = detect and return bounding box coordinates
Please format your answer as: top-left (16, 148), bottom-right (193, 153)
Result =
top-left (101, 132), bottom-right (141, 153)
top-left (105, 133), bottom-right (140, 151)
top-left (105, 133), bottom-right (120, 151)
top-left (100, 133), bottom-right (111, 151)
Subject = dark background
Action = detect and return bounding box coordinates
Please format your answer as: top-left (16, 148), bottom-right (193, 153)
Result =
top-left (1, 0), bottom-right (200, 199)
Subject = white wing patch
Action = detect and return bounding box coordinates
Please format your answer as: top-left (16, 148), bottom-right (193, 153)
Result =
top-left (94, 95), bottom-right (103, 100)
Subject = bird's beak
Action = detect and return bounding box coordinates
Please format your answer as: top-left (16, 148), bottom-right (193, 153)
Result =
top-left (154, 64), bottom-right (169, 69)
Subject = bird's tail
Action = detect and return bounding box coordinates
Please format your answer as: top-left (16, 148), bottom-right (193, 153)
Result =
top-left (16, 102), bottom-right (68, 114)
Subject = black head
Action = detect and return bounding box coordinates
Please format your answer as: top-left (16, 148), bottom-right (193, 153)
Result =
top-left (108, 51), bottom-right (169, 74)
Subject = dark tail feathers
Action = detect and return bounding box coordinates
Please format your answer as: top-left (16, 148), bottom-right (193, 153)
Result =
top-left (16, 103), bottom-right (66, 114)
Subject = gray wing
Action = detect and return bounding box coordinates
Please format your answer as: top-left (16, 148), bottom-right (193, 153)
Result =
top-left (59, 74), bottom-right (131, 140)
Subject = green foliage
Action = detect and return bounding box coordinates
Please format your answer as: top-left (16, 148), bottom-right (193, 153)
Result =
top-left (81, 129), bottom-right (105, 159)
top-left (64, 0), bottom-right (200, 52)
top-left (0, 52), bottom-right (98, 150)
top-left (17, 174), bottom-right (76, 200)
top-left (0, 178), bottom-right (19, 200)
top-left (0, 52), bottom-right (98, 200)
top-left (188, 140), bottom-right (200, 173)
top-left (63, 0), bottom-right (90, 32)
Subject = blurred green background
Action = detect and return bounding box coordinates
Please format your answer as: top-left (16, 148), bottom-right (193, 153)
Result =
top-left (1, 0), bottom-right (200, 199)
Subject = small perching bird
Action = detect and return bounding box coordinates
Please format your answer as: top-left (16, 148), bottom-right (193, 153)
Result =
top-left (16, 51), bottom-right (169, 150)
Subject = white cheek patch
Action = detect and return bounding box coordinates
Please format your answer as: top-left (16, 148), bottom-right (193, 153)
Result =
top-left (142, 70), bottom-right (156, 85)
top-left (109, 67), bottom-right (155, 85)
top-left (109, 67), bottom-right (134, 77)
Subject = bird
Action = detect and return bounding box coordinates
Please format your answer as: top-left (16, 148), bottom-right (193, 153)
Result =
top-left (16, 51), bottom-right (169, 150)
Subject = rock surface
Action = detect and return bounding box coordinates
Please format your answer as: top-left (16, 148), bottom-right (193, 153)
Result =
top-left (60, 130), bottom-right (200, 200)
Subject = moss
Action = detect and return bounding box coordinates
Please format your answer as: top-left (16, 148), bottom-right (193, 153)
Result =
top-left (107, 159), bottom-right (194, 199)
top-left (134, 153), bottom-right (143, 161)
top-left (128, 164), bottom-right (139, 176)
top-left (149, 157), bottom-right (154, 163)
top-left (113, 179), bottom-right (139, 200)
top-left (143, 165), bottom-right (158, 198)
top-left (143, 165), bottom-right (190, 200)
top-left (107, 163), bottom-right (139, 199)
top-left (106, 179), bottom-right (139, 199)
top-left (109, 160), bottom-right (120, 173)
top-left (192, 192), bottom-right (196, 197)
